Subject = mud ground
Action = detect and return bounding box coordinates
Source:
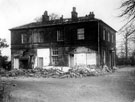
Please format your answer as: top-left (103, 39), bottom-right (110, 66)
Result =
top-left (1, 67), bottom-right (135, 102)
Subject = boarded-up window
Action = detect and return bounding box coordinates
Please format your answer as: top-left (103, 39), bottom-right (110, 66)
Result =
top-left (77, 28), bottom-right (84, 40)
top-left (57, 30), bottom-right (64, 41)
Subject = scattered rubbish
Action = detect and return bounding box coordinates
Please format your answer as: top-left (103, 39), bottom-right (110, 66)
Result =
top-left (0, 65), bottom-right (114, 78)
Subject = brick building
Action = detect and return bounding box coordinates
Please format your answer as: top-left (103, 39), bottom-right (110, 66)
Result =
top-left (10, 7), bottom-right (116, 69)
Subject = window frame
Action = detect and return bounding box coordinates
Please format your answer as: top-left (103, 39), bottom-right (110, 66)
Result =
top-left (107, 32), bottom-right (110, 42)
top-left (39, 31), bottom-right (44, 43)
top-left (57, 30), bottom-right (64, 41)
top-left (51, 48), bottom-right (59, 65)
top-left (21, 33), bottom-right (29, 44)
top-left (77, 28), bottom-right (85, 40)
top-left (103, 29), bottom-right (106, 40)
top-left (111, 34), bottom-right (114, 43)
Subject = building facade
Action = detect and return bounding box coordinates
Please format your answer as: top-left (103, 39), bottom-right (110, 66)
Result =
top-left (10, 7), bottom-right (116, 69)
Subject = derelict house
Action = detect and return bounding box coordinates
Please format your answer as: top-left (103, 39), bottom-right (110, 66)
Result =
top-left (10, 7), bottom-right (116, 69)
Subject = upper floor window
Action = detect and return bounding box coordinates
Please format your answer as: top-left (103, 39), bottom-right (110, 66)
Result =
top-left (107, 32), bottom-right (110, 42)
top-left (39, 31), bottom-right (44, 43)
top-left (33, 31), bottom-right (39, 43)
top-left (32, 31), bottom-right (44, 43)
top-left (111, 34), bottom-right (114, 43)
top-left (57, 30), bottom-right (64, 41)
top-left (77, 28), bottom-right (85, 40)
top-left (21, 34), bottom-right (29, 44)
top-left (103, 29), bottom-right (106, 40)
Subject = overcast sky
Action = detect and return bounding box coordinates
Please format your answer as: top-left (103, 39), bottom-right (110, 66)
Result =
top-left (0, 0), bottom-right (126, 57)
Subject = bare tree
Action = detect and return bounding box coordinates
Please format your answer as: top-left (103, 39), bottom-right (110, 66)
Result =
top-left (34, 16), bottom-right (42, 23)
top-left (119, 0), bottom-right (135, 40)
top-left (117, 24), bottom-right (135, 64)
top-left (49, 13), bottom-right (60, 20)
top-left (120, 0), bottom-right (135, 20)
top-left (34, 13), bottom-right (60, 22)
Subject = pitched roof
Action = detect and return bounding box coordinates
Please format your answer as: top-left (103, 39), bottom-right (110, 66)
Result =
top-left (10, 16), bottom-right (100, 30)
top-left (10, 16), bottom-right (116, 32)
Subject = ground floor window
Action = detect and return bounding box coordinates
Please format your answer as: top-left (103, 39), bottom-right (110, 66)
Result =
top-left (52, 56), bottom-right (58, 65)
top-left (51, 48), bottom-right (59, 65)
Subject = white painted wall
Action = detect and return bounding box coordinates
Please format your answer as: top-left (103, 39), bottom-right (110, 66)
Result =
top-left (37, 48), bottom-right (50, 67)
top-left (86, 53), bottom-right (96, 65)
top-left (73, 47), bottom-right (97, 66)
top-left (74, 53), bottom-right (87, 65)
top-left (74, 53), bottom-right (96, 65)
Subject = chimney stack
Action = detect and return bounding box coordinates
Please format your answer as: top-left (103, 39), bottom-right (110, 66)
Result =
top-left (42, 11), bottom-right (49, 23)
top-left (71, 7), bottom-right (78, 21)
top-left (89, 12), bottom-right (95, 19)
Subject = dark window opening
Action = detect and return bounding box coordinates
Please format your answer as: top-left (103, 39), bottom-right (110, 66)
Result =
top-left (57, 30), bottom-right (64, 41)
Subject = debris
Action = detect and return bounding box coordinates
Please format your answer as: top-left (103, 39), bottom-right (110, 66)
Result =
top-left (0, 65), bottom-right (114, 78)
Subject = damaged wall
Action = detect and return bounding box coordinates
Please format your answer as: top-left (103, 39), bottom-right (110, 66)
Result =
top-left (11, 49), bottom-right (37, 69)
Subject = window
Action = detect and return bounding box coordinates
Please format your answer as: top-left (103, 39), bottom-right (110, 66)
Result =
top-left (52, 48), bottom-right (58, 55)
top-left (39, 31), bottom-right (44, 43)
top-left (52, 48), bottom-right (59, 65)
top-left (77, 28), bottom-right (84, 40)
top-left (52, 56), bottom-right (58, 64)
top-left (111, 34), bottom-right (114, 43)
top-left (108, 32), bottom-right (110, 42)
top-left (57, 30), bottom-right (64, 41)
top-left (21, 34), bottom-right (29, 44)
top-left (103, 29), bottom-right (106, 40)
top-left (32, 31), bottom-right (44, 43)
top-left (33, 31), bottom-right (39, 43)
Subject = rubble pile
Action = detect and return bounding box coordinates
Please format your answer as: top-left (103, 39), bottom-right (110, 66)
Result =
top-left (0, 65), bottom-right (113, 78)
top-left (0, 81), bottom-right (4, 102)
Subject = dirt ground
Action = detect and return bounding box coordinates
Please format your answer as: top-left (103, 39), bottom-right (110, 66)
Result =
top-left (1, 67), bottom-right (135, 102)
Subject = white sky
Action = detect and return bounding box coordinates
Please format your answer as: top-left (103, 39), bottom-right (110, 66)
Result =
top-left (0, 0), bottom-right (126, 58)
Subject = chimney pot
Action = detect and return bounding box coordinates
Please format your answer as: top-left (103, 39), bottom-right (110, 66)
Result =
top-left (89, 12), bottom-right (95, 19)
